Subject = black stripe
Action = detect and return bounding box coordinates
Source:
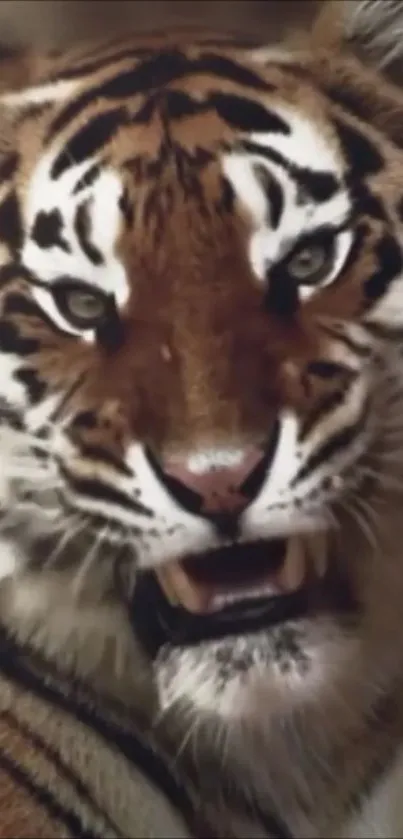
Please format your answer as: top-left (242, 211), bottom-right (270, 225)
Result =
top-left (306, 360), bottom-right (353, 380)
top-left (71, 443), bottom-right (133, 477)
top-left (298, 388), bottom-right (345, 443)
top-left (3, 709), bottom-right (119, 836)
top-left (2, 291), bottom-right (76, 337)
top-left (333, 117), bottom-right (384, 178)
top-left (59, 464), bottom-right (154, 518)
top-left (363, 233), bottom-right (403, 305)
top-left (14, 368), bottom-right (46, 404)
top-left (72, 164), bottom-right (101, 195)
top-left (326, 83), bottom-right (403, 152)
top-left (0, 319), bottom-right (40, 355)
top-left (0, 152), bottom-right (18, 183)
top-left (215, 176), bottom-right (235, 214)
top-left (364, 322), bottom-right (403, 343)
top-left (48, 41), bottom-right (266, 84)
top-left (318, 322), bottom-right (371, 358)
top-left (266, 174), bottom-right (284, 229)
top-left (211, 92), bottom-right (290, 134)
top-left (349, 181), bottom-right (388, 223)
top-left (31, 209), bottom-right (71, 253)
top-left (265, 270), bottom-right (299, 319)
top-left (326, 84), bottom-right (376, 127)
top-left (48, 49), bottom-right (273, 142)
top-left (160, 89), bottom-right (208, 121)
top-left (0, 744), bottom-right (96, 838)
top-left (0, 632), bottom-right (195, 832)
top-left (292, 400), bottom-right (368, 487)
top-left (52, 108), bottom-right (128, 179)
top-left (0, 192), bottom-right (23, 255)
top-left (118, 188), bottom-right (134, 226)
top-left (74, 203), bottom-right (103, 266)
top-left (242, 140), bottom-right (339, 203)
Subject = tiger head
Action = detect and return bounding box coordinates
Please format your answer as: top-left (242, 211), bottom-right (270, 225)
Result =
top-left (1, 0), bottom-right (403, 791)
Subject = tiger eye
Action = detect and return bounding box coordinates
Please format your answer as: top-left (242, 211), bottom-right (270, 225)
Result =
top-left (64, 290), bottom-right (107, 324)
top-left (51, 280), bottom-right (110, 330)
top-left (287, 244), bottom-right (333, 285)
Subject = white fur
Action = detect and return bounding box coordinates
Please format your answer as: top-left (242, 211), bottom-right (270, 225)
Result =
top-left (248, 46), bottom-right (295, 66)
top-left (222, 108), bottom-right (351, 299)
top-left (1, 79), bottom-right (79, 108)
top-left (250, 106), bottom-right (343, 175)
top-left (344, 0), bottom-right (403, 72)
top-left (22, 156), bottom-right (129, 326)
top-left (0, 355), bottom-right (32, 407)
top-left (341, 746), bottom-right (403, 837)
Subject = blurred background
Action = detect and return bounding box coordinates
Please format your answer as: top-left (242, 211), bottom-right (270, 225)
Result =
top-left (0, 1), bottom-right (319, 49)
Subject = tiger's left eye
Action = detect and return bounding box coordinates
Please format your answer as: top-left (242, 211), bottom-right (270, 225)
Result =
top-left (52, 281), bottom-right (111, 330)
top-left (286, 240), bottom-right (335, 286)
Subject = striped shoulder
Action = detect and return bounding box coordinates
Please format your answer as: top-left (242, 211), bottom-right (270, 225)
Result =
top-left (0, 632), bottom-right (195, 838)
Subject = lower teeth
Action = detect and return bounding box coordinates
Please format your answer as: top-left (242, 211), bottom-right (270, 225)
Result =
top-left (211, 583), bottom-right (280, 610)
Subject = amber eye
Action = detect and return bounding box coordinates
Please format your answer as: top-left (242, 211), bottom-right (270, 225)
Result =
top-left (286, 240), bottom-right (335, 286)
top-left (52, 280), bottom-right (111, 330)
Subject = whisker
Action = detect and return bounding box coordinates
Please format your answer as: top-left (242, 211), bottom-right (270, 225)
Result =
top-left (71, 522), bottom-right (110, 598)
top-left (43, 514), bottom-right (87, 571)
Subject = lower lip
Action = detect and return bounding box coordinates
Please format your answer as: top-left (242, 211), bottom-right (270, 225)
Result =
top-left (130, 569), bottom-right (311, 659)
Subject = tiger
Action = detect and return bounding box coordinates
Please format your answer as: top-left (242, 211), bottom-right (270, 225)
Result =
top-left (1, 0), bottom-right (403, 836)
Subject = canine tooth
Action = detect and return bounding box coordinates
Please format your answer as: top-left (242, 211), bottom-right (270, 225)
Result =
top-left (281, 538), bottom-right (306, 592)
top-left (156, 567), bottom-right (180, 606)
top-left (309, 532), bottom-right (327, 579)
top-left (156, 564), bottom-right (209, 613)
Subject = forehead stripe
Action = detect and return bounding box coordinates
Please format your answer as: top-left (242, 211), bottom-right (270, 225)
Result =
top-left (333, 117), bottom-right (383, 178)
top-left (51, 107), bottom-right (128, 179)
top-left (210, 92), bottom-right (290, 134)
top-left (48, 49), bottom-right (274, 142)
top-left (74, 203), bottom-right (104, 267)
top-left (242, 139), bottom-right (339, 203)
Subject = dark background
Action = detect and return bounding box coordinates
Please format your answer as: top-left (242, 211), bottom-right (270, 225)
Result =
top-left (0, 1), bottom-right (319, 49)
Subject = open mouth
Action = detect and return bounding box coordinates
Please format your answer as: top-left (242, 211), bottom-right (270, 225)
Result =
top-left (130, 536), bottom-right (356, 658)
top-left (131, 537), bottom-right (357, 657)
top-left (157, 538), bottom-right (304, 612)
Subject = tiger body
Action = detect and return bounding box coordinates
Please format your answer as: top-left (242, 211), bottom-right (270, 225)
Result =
top-left (1, 1), bottom-right (403, 836)
top-left (0, 634), bottom-right (193, 839)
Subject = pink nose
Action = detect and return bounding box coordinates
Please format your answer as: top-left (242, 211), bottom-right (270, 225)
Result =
top-left (163, 447), bottom-right (266, 516)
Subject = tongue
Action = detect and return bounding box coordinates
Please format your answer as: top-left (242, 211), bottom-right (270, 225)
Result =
top-left (156, 539), bottom-right (306, 614)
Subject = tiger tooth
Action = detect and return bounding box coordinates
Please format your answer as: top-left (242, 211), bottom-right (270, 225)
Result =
top-left (309, 532), bottom-right (327, 579)
top-left (156, 564), bottom-right (210, 613)
top-left (155, 567), bottom-right (181, 607)
top-left (281, 538), bottom-right (306, 592)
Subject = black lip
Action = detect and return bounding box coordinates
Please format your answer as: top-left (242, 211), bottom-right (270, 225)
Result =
top-left (130, 569), bottom-right (310, 659)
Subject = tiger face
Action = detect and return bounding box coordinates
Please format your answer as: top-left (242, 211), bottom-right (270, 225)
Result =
top-left (2, 1), bottom-right (403, 819)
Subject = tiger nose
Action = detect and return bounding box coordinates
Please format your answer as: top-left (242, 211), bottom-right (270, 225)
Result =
top-left (161, 446), bottom-right (268, 517)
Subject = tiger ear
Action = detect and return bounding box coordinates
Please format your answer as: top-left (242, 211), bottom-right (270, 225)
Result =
top-left (312, 1), bottom-right (403, 83)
